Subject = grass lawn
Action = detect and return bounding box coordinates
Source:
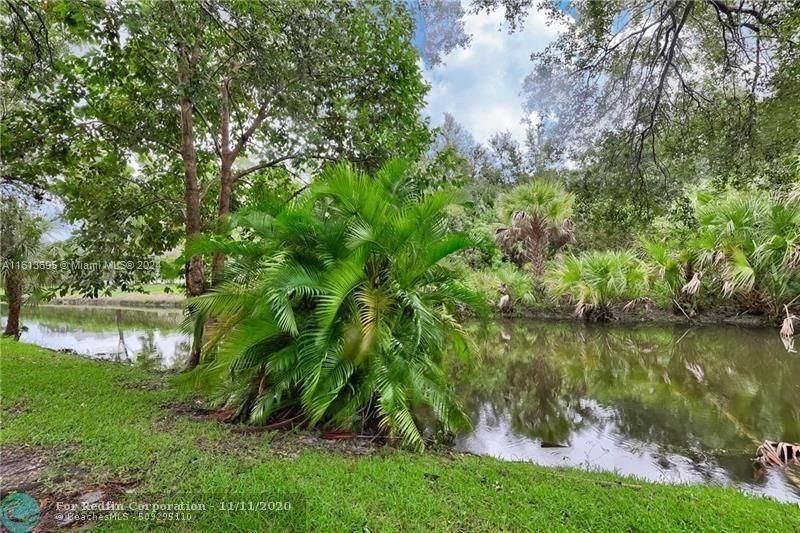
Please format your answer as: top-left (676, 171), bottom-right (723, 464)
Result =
top-left (1, 338), bottom-right (798, 531)
top-left (47, 283), bottom-right (185, 307)
top-left (105, 283), bottom-right (183, 297)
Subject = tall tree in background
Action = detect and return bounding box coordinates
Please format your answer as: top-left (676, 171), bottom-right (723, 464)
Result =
top-left (0, 198), bottom-right (49, 338)
top-left (515, 1), bottom-right (794, 173)
top-left (65, 0), bottom-right (429, 295)
top-left (442, 1), bottom-right (797, 194)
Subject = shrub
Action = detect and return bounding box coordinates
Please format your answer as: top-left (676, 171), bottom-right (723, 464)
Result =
top-left (183, 161), bottom-right (484, 449)
top-left (547, 250), bottom-right (649, 320)
top-left (461, 262), bottom-right (539, 309)
top-left (639, 238), bottom-right (693, 311)
top-left (688, 190), bottom-right (800, 317)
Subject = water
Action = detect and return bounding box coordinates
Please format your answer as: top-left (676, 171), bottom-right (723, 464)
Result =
top-left (451, 321), bottom-right (800, 503)
top-left (1, 305), bottom-right (191, 369)
top-left (3, 305), bottom-right (798, 502)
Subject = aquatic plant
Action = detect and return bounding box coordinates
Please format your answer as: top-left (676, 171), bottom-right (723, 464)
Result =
top-left (183, 161), bottom-right (484, 449)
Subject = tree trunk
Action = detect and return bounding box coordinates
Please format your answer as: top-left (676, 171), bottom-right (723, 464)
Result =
top-left (3, 268), bottom-right (22, 339)
top-left (211, 81), bottom-right (234, 284)
top-left (178, 45), bottom-right (205, 370)
top-left (211, 168), bottom-right (232, 283)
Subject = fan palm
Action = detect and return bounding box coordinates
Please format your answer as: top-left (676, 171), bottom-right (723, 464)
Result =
top-left (547, 250), bottom-right (649, 320)
top-left (688, 190), bottom-right (800, 316)
top-left (494, 180), bottom-right (575, 274)
top-left (183, 160), bottom-right (484, 449)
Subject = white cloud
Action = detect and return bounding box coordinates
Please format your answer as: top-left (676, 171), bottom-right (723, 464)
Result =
top-left (423, 4), bottom-right (564, 145)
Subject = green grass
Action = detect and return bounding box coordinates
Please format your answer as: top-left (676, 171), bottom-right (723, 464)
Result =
top-left (51, 283), bottom-right (185, 305)
top-left (106, 283), bottom-right (183, 297)
top-left (1, 339), bottom-right (798, 531)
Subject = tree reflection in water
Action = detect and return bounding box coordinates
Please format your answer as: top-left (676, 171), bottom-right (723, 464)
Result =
top-left (447, 321), bottom-right (800, 502)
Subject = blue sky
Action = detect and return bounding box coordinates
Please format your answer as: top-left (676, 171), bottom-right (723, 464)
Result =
top-left (419, 3), bottom-right (565, 145)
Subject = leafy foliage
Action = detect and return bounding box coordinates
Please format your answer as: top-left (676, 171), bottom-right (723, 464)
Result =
top-left (547, 250), bottom-right (649, 320)
top-left (459, 262), bottom-right (539, 310)
top-left (184, 161), bottom-right (484, 449)
top-left (687, 190), bottom-right (800, 316)
top-left (0, 197), bottom-right (53, 336)
top-left (494, 180), bottom-right (575, 273)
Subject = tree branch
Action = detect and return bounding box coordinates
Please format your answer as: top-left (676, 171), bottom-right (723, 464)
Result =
top-left (232, 153), bottom-right (299, 182)
top-left (230, 100), bottom-right (269, 159)
top-left (194, 106), bottom-right (222, 158)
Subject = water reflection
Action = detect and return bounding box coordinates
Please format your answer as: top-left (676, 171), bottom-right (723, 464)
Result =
top-left (1, 304), bottom-right (190, 368)
top-left (450, 321), bottom-right (800, 503)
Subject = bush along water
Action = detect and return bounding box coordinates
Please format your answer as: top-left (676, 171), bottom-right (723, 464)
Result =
top-left (459, 182), bottom-right (799, 333)
top-left (546, 250), bottom-right (649, 321)
top-left (685, 190), bottom-right (800, 322)
top-left (182, 161), bottom-right (485, 449)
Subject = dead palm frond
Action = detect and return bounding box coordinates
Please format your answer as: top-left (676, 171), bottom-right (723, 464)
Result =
top-left (781, 304), bottom-right (798, 339)
top-left (756, 441), bottom-right (800, 468)
top-left (681, 272), bottom-right (702, 296)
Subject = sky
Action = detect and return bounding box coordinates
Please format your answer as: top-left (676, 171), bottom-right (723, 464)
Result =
top-left (421, 4), bottom-right (565, 145)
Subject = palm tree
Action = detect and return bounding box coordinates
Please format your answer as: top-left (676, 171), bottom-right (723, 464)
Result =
top-left (688, 190), bottom-right (800, 318)
top-left (183, 160), bottom-right (485, 449)
top-left (0, 197), bottom-right (50, 338)
top-left (494, 180), bottom-right (575, 274)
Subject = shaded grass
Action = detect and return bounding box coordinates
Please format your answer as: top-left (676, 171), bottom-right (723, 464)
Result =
top-left (1, 339), bottom-right (798, 531)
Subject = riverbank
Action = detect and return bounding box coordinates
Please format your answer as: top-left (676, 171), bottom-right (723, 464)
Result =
top-left (35, 281), bottom-right (791, 331)
top-left (1, 339), bottom-right (797, 531)
top-left (41, 293), bottom-right (781, 330)
top-left (47, 283), bottom-right (185, 309)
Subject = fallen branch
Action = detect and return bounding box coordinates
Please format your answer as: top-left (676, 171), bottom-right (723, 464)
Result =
top-left (673, 299), bottom-right (692, 322)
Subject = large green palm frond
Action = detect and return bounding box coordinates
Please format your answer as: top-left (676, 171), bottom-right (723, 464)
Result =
top-left (180, 160), bottom-right (482, 449)
top-left (548, 250), bottom-right (648, 319)
top-left (496, 179), bottom-right (574, 225)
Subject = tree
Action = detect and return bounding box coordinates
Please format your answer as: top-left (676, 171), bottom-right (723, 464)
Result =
top-left (27, 0), bottom-right (431, 368)
top-left (414, 113), bottom-right (477, 191)
top-left (489, 1), bottom-right (794, 163)
top-left (495, 180), bottom-right (575, 274)
top-left (0, 0), bottom-right (97, 199)
top-left (487, 131), bottom-right (528, 184)
top-left (65, 0), bottom-right (430, 296)
top-left (0, 197), bottom-right (49, 338)
top-left (2, 0), bottom-right (161, 296)
top-left (183, 161), bottom-right (484, 449)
